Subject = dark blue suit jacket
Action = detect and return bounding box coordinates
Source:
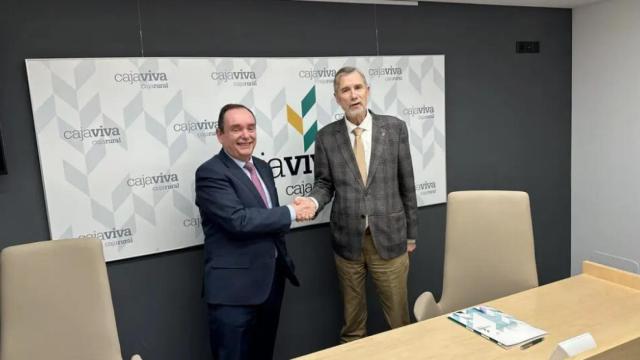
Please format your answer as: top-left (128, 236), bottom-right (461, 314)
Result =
top-left (196, 150), bottom-right (299, 306)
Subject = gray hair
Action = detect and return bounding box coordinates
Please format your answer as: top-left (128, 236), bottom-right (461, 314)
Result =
top-left (333, 66), bottom-right (368, 93)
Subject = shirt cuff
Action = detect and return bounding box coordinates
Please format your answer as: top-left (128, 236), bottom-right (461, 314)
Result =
top-left (407, 239), bottom-right (416, 244)
top-left (309, 197), bottom-right (319, 210)
top-left (286, 205), bottom-right (296, 222)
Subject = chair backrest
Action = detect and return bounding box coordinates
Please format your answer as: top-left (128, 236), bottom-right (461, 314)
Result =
top-left (1, 238), bottom-right (123, 360)
top-left (438, 191), bottom-right (539, 314)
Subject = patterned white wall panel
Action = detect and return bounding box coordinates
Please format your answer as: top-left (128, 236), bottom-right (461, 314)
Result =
top-left (25, 55), bottom-right (446, 261)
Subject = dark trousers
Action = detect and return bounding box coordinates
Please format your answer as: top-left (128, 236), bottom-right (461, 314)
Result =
top-left (207, 264), bottom-right (285, 360)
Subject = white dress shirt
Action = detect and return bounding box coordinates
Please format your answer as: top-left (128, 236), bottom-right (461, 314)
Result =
top-left (225, 150), bottom-right (296, 222)
top-left (344, 110), bottom-right (373, 172)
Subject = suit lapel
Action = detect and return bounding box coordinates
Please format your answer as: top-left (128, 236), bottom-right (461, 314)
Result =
top-left (335, 119), bottom-right (366, 188)
top-left (219, 150), bottom-right (267, 208)
top-left (367, 114), bottom-right (386, 187)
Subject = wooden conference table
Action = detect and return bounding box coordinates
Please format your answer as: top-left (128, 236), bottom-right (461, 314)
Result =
top-left (296, 261), bottom-right (640, 359)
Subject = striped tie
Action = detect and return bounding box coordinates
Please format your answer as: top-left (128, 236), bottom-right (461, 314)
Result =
top-left (244, 162), bottom-right (269, 207)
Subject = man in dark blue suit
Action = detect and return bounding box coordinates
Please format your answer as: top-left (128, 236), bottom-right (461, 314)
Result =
top-left (196, 104), bottom-right (310, 360)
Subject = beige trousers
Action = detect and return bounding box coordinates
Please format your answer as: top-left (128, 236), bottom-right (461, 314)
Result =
top-left (334, 230), bottom-right (410, 343)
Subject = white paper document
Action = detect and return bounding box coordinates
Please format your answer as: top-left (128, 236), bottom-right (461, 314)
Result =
top-left (448, 305), bottom-right (547, 348)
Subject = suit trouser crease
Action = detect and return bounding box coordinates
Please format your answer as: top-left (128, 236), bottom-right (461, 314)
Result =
top-left (208, 262), bottom-right (285, 360)
top-left (334, 231), bottom-right (410, 343)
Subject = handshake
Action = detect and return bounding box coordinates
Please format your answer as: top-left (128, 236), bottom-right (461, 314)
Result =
top-left (290, 197), bottom-right (317, 222)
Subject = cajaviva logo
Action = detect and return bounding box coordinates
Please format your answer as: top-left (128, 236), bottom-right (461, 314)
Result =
top-left (416, 180), bottom-right (437, 194)
top-left (114, 70), bottom-right (168, 84)
top-left (62, 125), bottom-right (123, 145)
top-left (128, 171), bottom-right (180, 191)
top-left (78, 227), bottom-right (133, 240)
top-left (173, 119), bottom-right (217, 138)
top-left (298, 68), bottom-right (336, 83)
top-left (286, 86), bottom-right (318, 152)
top-left (210, 68), bottom-right (257, 87)
top-left (77, 227), bottom-right (134, 247)
top-left (210, 69), bottom-right (256, 82)
top-left (368, 66), bottom-right (403, 77)
top-left (402, 105), bottom-right (435, 117)
top-left (113, 70), bottom-right (169, 89)
top-left (63, 126), bottom-right (120, 140)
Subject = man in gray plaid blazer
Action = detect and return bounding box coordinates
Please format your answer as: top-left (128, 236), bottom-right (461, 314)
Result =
top-left (301, 66), bottom-right (418, 343)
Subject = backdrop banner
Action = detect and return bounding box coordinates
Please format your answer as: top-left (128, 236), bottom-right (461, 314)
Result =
top-left (25, 56), bottom-right (446, 261)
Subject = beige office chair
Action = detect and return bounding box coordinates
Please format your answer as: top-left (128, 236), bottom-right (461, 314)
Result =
top-left (414, 191), bottom-right (539, 321)
top-left (0, 238), bottom-right (142, 360)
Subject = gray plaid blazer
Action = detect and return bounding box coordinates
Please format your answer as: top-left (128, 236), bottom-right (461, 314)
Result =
top-left (310, 112), bottom-right (418, 260)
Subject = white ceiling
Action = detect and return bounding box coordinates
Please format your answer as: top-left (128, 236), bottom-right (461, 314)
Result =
top-left (418, 0), bottom-right (603, 8)
top-left (295, 0), bottom-right (605, 8)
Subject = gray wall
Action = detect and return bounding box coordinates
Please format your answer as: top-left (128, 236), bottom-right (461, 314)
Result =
top-left (0, 1), bottom-right (571, 359)
top-left (572, 0), bottom-right (640, 275)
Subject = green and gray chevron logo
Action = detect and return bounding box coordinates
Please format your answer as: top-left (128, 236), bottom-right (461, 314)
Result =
top-left (286, 86), bottom-right (318, 152)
